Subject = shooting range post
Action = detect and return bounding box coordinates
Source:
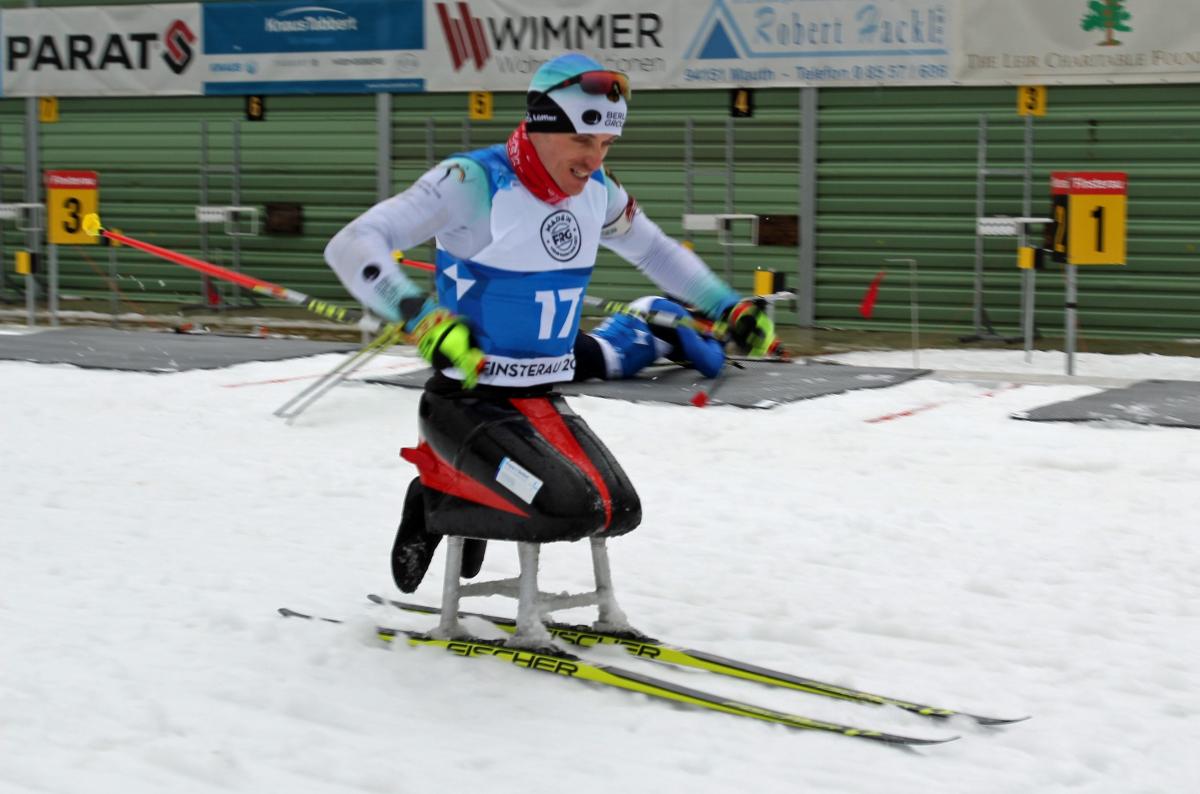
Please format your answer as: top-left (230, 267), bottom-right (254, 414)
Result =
top-left (44, 169), bottom-right (100, 326)
top-left (1050, 171), bottom-right (1128, 375)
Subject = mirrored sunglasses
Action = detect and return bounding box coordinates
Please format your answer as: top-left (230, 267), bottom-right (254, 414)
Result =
top-left (545, 70), bottom-right (631, 102)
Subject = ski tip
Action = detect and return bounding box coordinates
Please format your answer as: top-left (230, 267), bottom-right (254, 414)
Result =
top-left (367, 594), bottom-right (442, 616)
top-left (972, 714), bottom-right (1032, 726)
top-left (278, 607), bottom-right (343, 624)
top-left (892, 733), bottom-right (961, 747)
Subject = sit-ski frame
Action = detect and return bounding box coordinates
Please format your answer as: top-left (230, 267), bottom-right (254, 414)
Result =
top-left (433, 536), bottom-right (633, 648)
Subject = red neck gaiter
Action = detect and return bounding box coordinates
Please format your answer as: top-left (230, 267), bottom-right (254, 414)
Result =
top-left (506, 121), bottom-right (568, 205)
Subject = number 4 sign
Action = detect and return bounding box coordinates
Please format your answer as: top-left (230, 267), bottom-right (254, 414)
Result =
top-left (45, 170), bottom-right (99, 246)
top-left (1050, 171), bottom-right (1127, 265)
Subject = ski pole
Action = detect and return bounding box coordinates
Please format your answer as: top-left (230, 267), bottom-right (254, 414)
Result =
top-left (689, 360), bottom-right (746, 408)
top-left (399, 252), bottom-right (795, 352)
top-left (81, 213), bottom-right (384, 333)
top-left (83, 215), bottom-right (777, 357)
top-left (273, 325), bottom-right (406, 421)
top-left (81, 222), bottom-right (720, 342)
top-left (394, 251), bottom-right (736, 341)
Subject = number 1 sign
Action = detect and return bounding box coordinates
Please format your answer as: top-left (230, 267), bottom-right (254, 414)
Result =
top-left (1050, 171), bottom-right (1127, 266)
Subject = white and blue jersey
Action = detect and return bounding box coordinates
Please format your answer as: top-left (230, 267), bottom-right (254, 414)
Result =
top-left (325, 144), bottom-right (739, 388)
top-left (432, 145), bottom-right (603, 385)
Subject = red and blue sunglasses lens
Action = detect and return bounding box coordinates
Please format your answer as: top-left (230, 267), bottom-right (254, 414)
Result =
top-left (549, 70), bottom-right (631, 102)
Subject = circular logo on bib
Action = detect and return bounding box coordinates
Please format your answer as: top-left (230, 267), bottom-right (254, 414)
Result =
top-left (540, 210), bottom-right (582, 262)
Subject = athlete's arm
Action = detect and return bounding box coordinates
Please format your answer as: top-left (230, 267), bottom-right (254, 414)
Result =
top-left (324, 159), bottom-right (489, 323)
top-left (598, 172), bottom-right (739, 320)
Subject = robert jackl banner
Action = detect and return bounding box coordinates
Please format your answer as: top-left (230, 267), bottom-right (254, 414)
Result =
top-left (1, 4), bottom-right (202, 97)
top-left (958, 0), bottom-right (1200, 84)
top-left (423, 0), bottom-right (675, 91)
top-left (675, 0), bottom-right (953, 88)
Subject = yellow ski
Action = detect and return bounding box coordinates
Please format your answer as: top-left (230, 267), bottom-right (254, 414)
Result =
top-left (279, 607), bottom-right (955, 746)
top-left (370, 595), bottom-right (1026, 726)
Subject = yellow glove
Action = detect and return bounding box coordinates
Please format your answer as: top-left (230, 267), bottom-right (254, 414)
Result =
top-left (408, 308), bottom-right (486, 389)
top-left (724, 299), bottom-right (777, 357)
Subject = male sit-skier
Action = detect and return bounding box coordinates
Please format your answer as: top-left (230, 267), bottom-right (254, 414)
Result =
top-left (324, 53), bottom-right (776, 595)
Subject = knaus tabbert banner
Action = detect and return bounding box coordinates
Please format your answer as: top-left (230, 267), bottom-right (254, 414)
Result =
top-left (1, 4), bottom-right (202, 97)
top-left (959, 0), bottom-right (1200, 84)
top-left (423, 0), bottom-right (954, 91)
top-left (203, 0), bottom-right (425, 95)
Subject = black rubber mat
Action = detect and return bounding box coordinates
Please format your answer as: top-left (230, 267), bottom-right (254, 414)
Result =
top-left (1014, 379), bottom-right (1200, 429)
top-left (366, 361), bottom-right (929, 409)
top-left (0, 327), bottom-right (358, 372)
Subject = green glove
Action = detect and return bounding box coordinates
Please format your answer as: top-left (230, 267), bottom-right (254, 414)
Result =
top-left (724, 299), bottom-right (777, 357)
top-left (408, 308), bottom-right (486, 389)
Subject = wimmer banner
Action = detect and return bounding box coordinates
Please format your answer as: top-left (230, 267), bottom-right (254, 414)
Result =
top-left (0, 0), bottom-right (1195, 97)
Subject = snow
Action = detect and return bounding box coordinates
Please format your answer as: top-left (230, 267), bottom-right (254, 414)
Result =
top-left (825, 346), bottom-right (1200, 382)
top-left (3, 344), bottom-right (1199, 793)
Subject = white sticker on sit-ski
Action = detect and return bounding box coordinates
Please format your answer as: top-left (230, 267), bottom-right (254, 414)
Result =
top-left (496, 457), bottom-right (543, 504)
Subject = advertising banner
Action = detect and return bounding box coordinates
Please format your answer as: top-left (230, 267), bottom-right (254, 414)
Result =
top-left (421, 0), bottom-right (953, 91)
top-left (4, 1), bottom-right (1200, 99)
top-left (1, 4), bottom-right (203, 97)
top-left (203, 0), bottom-right (425, 95)
top-left (423, 0), bottom-right (675, 91)
top-left (673, 0), bottom-right (953, 88)
top-left (959, 0), bottom-right (1200, 85)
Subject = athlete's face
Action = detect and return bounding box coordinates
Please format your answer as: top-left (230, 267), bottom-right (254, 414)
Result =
top-left (530, 132), bottom-right (618, 196)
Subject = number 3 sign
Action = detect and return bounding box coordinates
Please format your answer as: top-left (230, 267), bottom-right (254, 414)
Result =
top-left (45, 170), bottom-right (99, 246)
top-left (1050, 171), bottom-right (1127, 266)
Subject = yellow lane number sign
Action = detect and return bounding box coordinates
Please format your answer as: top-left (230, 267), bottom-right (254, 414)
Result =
top-left (45, 170), bottom-right (99, 245)
top-left (1050, 171), bottom-right (1127, 265)
top-left (469, 91), bottom-right (493, 121)
top-left (1017, 85), bottom-right (1046, 117)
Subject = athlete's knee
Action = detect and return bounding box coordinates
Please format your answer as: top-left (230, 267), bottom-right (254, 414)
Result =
top-left (520, 462), bottom-right (612, 541)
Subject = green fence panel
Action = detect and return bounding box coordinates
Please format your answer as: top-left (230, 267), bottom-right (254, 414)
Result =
top-left (4, 94), bottom-right (377, 312)
top-left (817, 83), bottom-right (1200, 340)
top-left (2, 79), bottom-right (1198, 341)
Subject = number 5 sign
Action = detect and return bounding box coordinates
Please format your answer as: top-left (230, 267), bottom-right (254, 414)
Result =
top-left (1050, 171), bottom-right (1127, 265)
top-left (45, 170), bottom-right (99, 245)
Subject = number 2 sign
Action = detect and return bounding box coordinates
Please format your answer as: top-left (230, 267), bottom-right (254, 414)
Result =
top-left (1050, 171), bottom-right (1127, 265)
top-left (45, 170), bottom-right (99, 246)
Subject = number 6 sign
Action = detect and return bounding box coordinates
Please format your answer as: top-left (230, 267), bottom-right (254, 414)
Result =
top-left (45, 170), bottom-right (99, 246)
top-left (1050, 171), bottom-right (1127, 266)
